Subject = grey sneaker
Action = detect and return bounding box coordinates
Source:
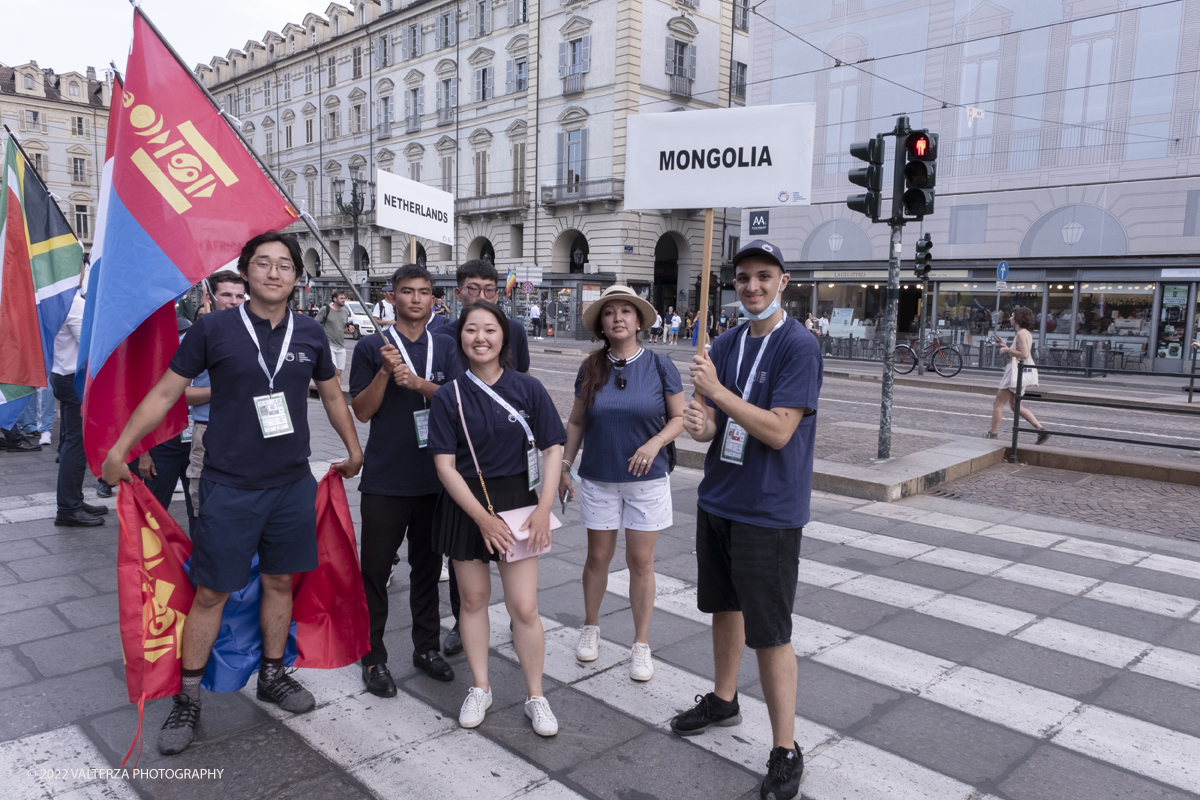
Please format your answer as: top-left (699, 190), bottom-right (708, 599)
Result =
top-left (157, 694), bottom-right (201, 755)
top-left (256, 670), bottom-right (315, 714)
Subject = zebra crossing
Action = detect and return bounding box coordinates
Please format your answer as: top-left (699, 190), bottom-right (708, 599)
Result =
top-left (4, 496), bottom-right (1199, 799)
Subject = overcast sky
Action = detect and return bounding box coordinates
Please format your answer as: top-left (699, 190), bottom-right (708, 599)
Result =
top-left (0, 0), bottom-right (307, 77)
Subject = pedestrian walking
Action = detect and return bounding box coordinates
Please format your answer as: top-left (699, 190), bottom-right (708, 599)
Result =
top-left (559, 286), bottom-right (684, 682)
top-left (433, 259), bottom-right (532, 656)
top-left (316, 290), bottom-right (351, 381)
top-left (650, 312), bottom-right (662, 344)
top-left (101, 231), bottom-right (364, 756)
top-left (52, 272), bottom-right (107, 526)
top-left (529, 301), bottom-right (542, 339)
top-left (351, 263), bottom-right (462, 698)
top-left (185, 270), bottom-right (246, 525)
top-left (986, 306), bottom-right (1050, 444)
top-left (429, 301), bottom-right (566, 736)
top-left (676, 239), bottom-right (820, 800)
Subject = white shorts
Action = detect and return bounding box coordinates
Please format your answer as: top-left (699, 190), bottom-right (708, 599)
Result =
top-left (579, 477), bottom-right (673, 532)
top-left (331, 345), bottom-right (346, 370)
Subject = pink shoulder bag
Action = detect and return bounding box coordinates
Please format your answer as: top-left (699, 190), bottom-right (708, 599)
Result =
top-left (454, 380), bottom-right (558, 561)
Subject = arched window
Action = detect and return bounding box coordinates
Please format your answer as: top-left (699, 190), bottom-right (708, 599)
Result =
top-left (68, 81), bottom-right (80, 96)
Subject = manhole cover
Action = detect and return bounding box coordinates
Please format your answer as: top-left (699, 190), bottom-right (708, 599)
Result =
top-left (1010, 466), bottom-right (1092, 485)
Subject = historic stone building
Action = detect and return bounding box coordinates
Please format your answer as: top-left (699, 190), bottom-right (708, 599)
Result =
top-left (199, 0), bottom-right (750, 334)
top-left (0, 62), bottom-right (112, 257)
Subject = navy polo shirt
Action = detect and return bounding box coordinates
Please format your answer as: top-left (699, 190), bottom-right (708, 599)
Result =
top-left (429, 369), bottom-right (566, 480)
top-left (574, 350), bottom-right (682, 483)
top-left (169, 306), bottom-right (335, 490)
top-left (349, 328), bottom-right (463, 497)
top-left (433, 317), bottom-right (531, 373)
top-left (699, 318), bottom-right (823, 529)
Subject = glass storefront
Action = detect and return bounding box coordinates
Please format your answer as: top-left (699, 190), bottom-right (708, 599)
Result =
top-left (1157, 283), bottom-right (1190, 360)
top-left (935, 282), bottom-right (1043, 342)
top-left (782, 283), bottom-right (814, 322)
top-left (817, 283), bottom-right (887, 339)
top-left (1076, 282), bottom-right (1154, 364)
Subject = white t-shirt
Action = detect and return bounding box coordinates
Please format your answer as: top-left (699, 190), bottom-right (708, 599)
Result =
top-left (818, 317), bottom-right (829, 334)
top-left (52, 292), bottom-right (85, 375)
top-left (372, 300), bottom-right (395, 323)
top-left (654, 314), bottom-right (662, 330)
top-left (529, 304), bottom-right (541, 320)
top-left (671, 314), bottom-right (681, 328)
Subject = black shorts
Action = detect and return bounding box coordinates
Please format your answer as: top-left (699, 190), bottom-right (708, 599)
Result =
top-left (190, 475), bottom-right (319, 593)
top-left (696, 508), bottom-right (802, 650)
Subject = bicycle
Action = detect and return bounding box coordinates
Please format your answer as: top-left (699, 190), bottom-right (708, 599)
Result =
top-left (893, 336), bottom-right (963, 377)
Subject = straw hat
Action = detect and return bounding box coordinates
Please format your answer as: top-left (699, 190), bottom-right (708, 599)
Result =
top-left (582, 285), bottom-right (659, 333)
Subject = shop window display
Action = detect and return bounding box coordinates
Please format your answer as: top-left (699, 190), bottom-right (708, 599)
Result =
top-left (1076, 283), bottom-right (1154, 363)
top-left (1157, 284), bottom-right (1189, 360)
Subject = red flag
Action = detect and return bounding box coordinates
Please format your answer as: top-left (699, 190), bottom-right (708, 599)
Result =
top-left (0, 151), bottom-right (45, 389)
top-left (116, 476), bottom-right (195, 765)
top-left (292, 469), bottom-right (370, 668)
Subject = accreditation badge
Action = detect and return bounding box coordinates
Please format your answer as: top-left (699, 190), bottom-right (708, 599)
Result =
top-left (413, 409), bottom-right (430, 448)
top-left (526, 446), bottom-right (541, 491)
top-left (254, 393), bottom-right (294, 439)
top-left (720, 418), bottom-right (747, 465)
top-left (180, 413), bottom-right (194, 443)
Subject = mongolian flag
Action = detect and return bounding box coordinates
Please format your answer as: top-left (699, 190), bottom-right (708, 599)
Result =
top-left (78, 8), bottom-right (299, 473)
top-left (0, 134), bottom-right (84, 427)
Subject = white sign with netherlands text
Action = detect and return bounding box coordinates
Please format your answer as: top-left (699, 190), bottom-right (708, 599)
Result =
top-left (624, 104), bottom-right (816, 210)
top-left (375, 170), bottom-right (454, 245)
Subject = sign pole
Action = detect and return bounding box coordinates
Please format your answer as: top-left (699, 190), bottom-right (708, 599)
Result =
top-left (409, 235), bottom-right (417, 265)
top-left (694, 208), bottom-right (716, 398)
top-left (878, 115), bottom-right (910, 461)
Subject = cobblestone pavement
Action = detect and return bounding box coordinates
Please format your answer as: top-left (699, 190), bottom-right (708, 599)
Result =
top-left (3, 367), bottom-right (1200, 799)
top-left (938, 463), bottom-right (1200, 543)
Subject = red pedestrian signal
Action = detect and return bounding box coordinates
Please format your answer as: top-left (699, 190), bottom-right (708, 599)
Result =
top-left (913, 136), bottom-right (927, 157)
top-left (904, 131), bottom-right (937, 161)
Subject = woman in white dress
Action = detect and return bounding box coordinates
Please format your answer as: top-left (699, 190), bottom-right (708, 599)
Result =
top-left (986, 306), bottom-right (1051, 444)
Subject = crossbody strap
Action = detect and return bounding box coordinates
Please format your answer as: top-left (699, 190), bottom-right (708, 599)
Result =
top-left (453, 380), bottom-right (494, 515)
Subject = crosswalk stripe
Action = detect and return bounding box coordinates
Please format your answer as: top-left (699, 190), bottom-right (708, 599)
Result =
top-left (604, 569), bottom-right (1200, 794)
top-left (0, 724), bottom-right (139, 800)
top-left (805, 521), bottom-right (1200, 620)
top-left (851, 502), bottom-right (1200, 582)
top-left (793, 550), bottom-right (1200, 690)
top-left (479, 602), bottom-right (982, 800)
top-left (239, 659), bottom-right (586, 799)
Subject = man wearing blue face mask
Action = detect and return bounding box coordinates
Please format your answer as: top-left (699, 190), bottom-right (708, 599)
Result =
top-left (674, 239), bottom-right (822, 800)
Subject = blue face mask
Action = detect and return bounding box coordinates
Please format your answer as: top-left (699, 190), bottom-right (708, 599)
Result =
top-left (741, 276), bottom-right (785, 321)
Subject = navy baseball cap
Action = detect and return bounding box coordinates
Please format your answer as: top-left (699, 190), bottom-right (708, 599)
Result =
top-left (733, 239), bottom-right (786, 270)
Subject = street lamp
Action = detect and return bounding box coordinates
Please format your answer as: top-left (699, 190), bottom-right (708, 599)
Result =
top-left (331, 175), bottom-right (375, 279)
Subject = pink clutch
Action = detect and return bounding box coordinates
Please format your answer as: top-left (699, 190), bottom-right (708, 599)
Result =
top-left (496, 507), bottom-right (560, 561)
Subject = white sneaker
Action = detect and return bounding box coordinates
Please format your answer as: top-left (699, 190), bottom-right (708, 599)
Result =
top-left (576, 625), bottom-right (600, 662)
top-left (440, 560), bottom-right (450, 582)
top-left (525, 695), bottom-right (558, 736)
top-left (459, 687), bottom-right (492, 728)
top-left (629, 642), bottom-right (654, 682)
top-left (39, 432), bottom-right (51, 446)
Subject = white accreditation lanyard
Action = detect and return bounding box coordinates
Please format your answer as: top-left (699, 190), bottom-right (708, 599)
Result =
top-left (466, 370), bottom-right (540, 490)
top-left (720, 316), bottom-right (786, 465)
top-left (388, 326), bottom-right (434, 448)
top-left (240, 304), bottom-right (295, 439)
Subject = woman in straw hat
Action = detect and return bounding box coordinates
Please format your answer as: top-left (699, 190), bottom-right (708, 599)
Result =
top-left (559, 286), bottom-right (685, 682)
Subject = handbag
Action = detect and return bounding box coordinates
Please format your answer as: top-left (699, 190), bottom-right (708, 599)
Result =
top-left (652, 354), bottom-right (678, 473)
top-left (454, 380), bottom-right (559, 561)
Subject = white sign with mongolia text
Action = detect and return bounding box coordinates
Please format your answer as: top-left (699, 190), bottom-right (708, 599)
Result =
top-left (624, 104), bottom-right (816, 211)
top-left (375, 170), bottom-right (454, 245)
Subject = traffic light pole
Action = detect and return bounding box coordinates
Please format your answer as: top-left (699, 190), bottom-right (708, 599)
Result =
top-left (877, 115), bottom-right (910, 461)
top-left (916, 276), bottom-right (929, 376)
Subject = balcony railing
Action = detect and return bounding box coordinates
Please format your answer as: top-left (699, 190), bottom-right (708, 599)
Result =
top-left (669, 74), bottom-right (693, 98)
top-left (376, 120), bottom-right (392, 139)
top-left (541, 178), bottom-right (624, 208)
top-left (562, 73), bottom-right (585, 95)
top-left (437, 106), bottom-right (454, 125)
top-left (456, 190), bottom-right (531, 217)
top-left (405, 114), bottom-right (421, 133)
top-left (312, 209), bottom-right (377, 230)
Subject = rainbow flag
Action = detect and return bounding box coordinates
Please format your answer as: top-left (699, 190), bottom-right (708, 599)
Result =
top-left (505, 268), bottom-right (516, 297)
top-left (0, 134), bottom-right (84, 427)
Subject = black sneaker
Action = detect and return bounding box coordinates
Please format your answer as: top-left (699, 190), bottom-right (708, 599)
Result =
top-left (760, 743), bottom-right (803, 800)
top-left (256, 669), bottom-right (315, 714)
top-left (670, 692), bottom-right (742, 736)
top-left (157, 694), bottom-right (201, 755)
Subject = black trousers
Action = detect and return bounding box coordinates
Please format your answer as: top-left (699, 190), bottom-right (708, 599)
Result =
top-left (51, 373), bottom-right (85, 515)
top-left (142, 448), bottom-right (195, 534)
top-left (360, 493), bottom-right (442, 665)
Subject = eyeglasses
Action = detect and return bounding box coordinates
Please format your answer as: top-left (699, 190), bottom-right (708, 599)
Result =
top-left (249, 258), bottom-right (296, 274)
top-left (462, 284), bottom-right (499, 299)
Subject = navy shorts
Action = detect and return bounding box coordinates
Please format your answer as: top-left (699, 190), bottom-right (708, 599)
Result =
top-left (696, 508), bottom-right (802, 650)
top-left (190, 474), bottom-right (319, 593)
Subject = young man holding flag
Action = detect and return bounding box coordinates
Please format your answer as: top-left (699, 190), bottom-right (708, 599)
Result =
top-left (102, 231), bottom-right (363, 755)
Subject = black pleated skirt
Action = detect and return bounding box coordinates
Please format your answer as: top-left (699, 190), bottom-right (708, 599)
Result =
top-left (433, 473), bottom-right (538, 563)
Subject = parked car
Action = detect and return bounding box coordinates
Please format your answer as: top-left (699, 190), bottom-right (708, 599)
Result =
top-left (344, 301), bottom-right (377, 340)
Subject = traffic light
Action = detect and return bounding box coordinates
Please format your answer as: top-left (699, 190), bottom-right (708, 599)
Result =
top-left (914, 233), bottom-right (932, 279)
top-left (902, 130), bottom-right (938, 219)
top-left (847, 135), bottom-right (885, 221)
